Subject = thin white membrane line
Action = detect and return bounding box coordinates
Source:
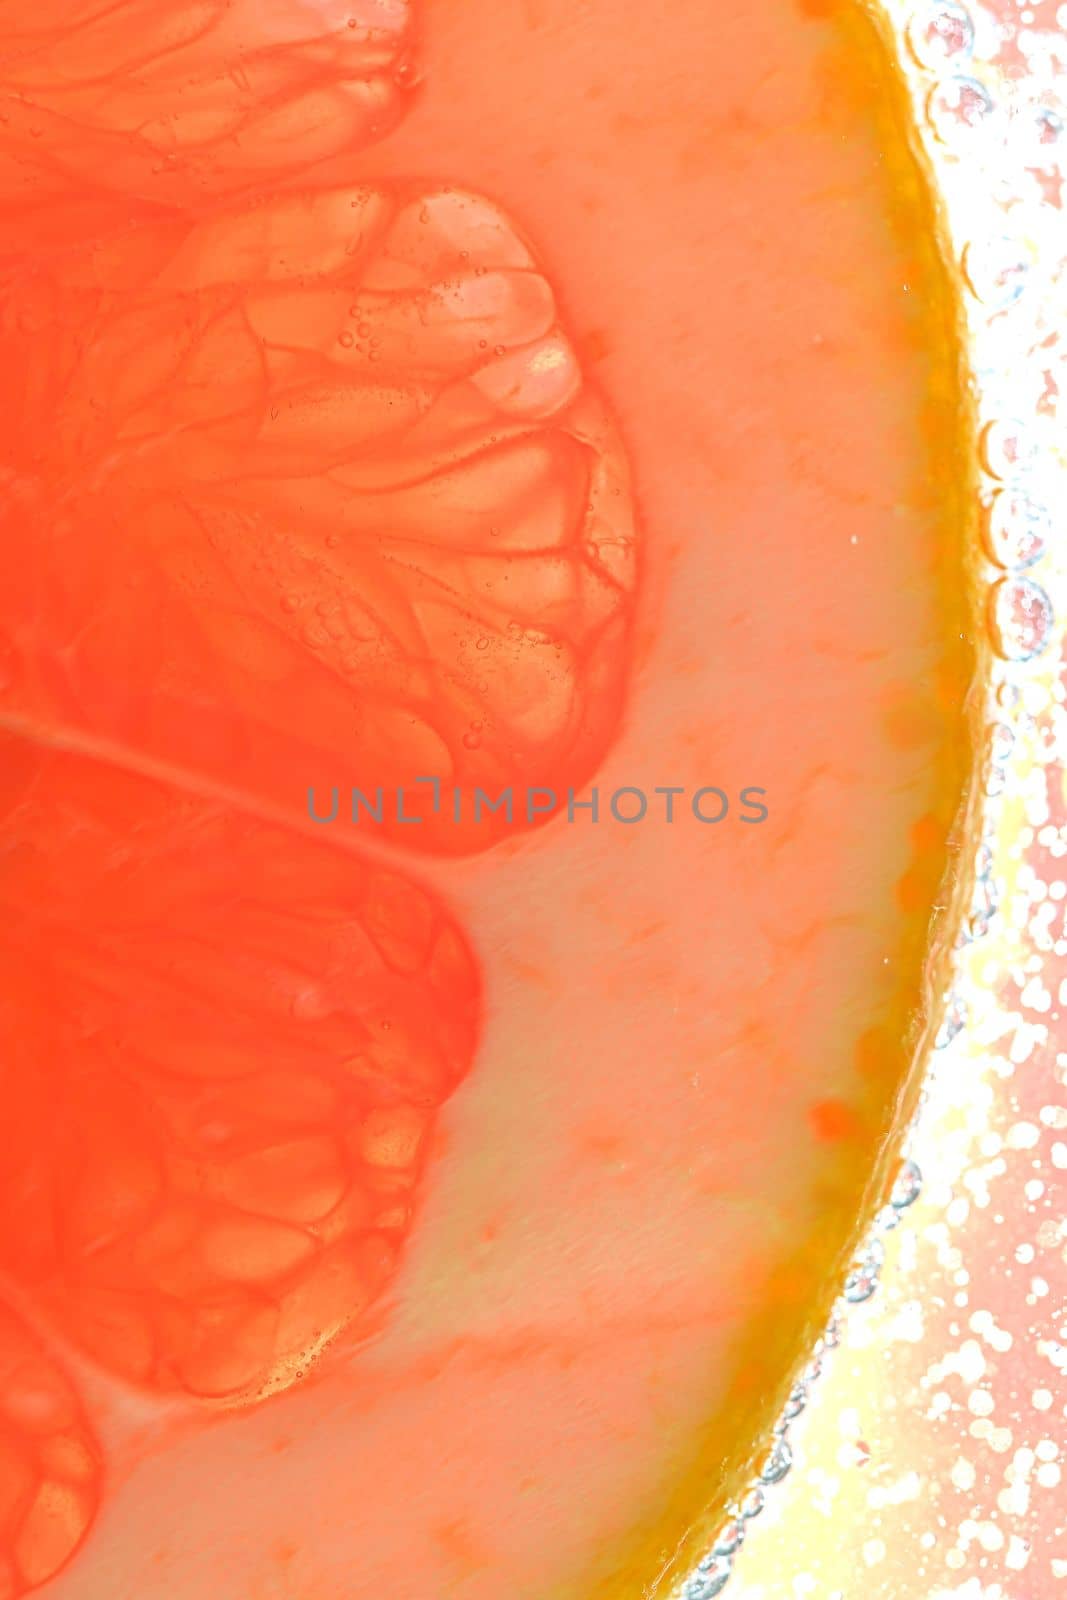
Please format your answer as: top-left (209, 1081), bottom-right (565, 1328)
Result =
top-left (672, 3), bottom-right (1067, 1596)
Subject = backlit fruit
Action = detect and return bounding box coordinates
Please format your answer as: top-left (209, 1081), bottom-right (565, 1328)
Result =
top-left (0, 0), bottom-right (976, 1596)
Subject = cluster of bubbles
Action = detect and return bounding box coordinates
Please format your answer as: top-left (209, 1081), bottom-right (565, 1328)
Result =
top-left (924, 9), bottom-right (1060, 664)
top-left (908, 0), bottom-right (1066, 961)
top-left (678, 1158), bottom-right (924, 1600)
top-left (676, 0), bottom-right (1066, 1592)
top-left (904, 0), bottom-right (1061, 670)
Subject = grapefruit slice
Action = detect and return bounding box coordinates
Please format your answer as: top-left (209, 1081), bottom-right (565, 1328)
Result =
top-left (0, 0), bottom-right (976, 1596)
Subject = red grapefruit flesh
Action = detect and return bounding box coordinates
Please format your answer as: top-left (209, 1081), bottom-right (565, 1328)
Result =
top-left (0, 735), bottom-right (479, 1403)
top-left (0, 187), bottom-right (636, 850)
top-left (0, 1305), bottom-right (100, 1598)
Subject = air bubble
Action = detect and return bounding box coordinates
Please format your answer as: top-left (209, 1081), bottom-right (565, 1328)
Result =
top-left (685, 1556), bottom-right (733, 1600)
top-left (759, 1437), bottom-right (793, 1486)
top-left (970, 871), bottom-right (999, 933)
top-left (926, 75), bottom-right (995, 145)
top-left (907, 2), bottom-right (975, 68)
top-left (982, 488), bottom-right (1050, 570)
top-left (988, 719), bottom-right (1016, 765)
top-left (984, 763), bottom-right (1006, 800)
top-left (1012, 104), bottom-right (1064, 162)
top-left (962, 236), bottom-right (1033, 310)
top-left (740, 1488), bottom-right (764, 1521)
top-left (842, 1238), bottom-right (885, 1304)
top-left (782, 1382), bottom-right (807, 1422)
top-left (842, 1271), bottom-right (877, 1305)
top-left (891, 1158), bottom-right (923, 1210)
top-left (979, 418), bottom-right (1037, 480)
top-left (1033, 107), bottom-right (1063, 148)
top-left (989, 576), bottom-right (1054, 662)
top-left (712, 1520), bottom-right (745, 1558)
